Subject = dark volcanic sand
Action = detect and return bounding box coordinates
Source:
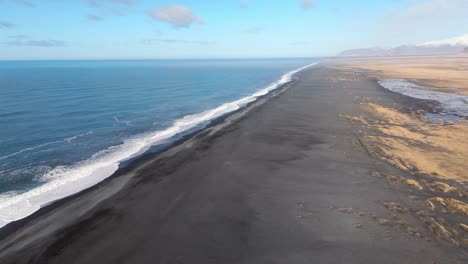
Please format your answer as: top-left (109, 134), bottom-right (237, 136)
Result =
top-left (0, 64), bottom-right (465, 263)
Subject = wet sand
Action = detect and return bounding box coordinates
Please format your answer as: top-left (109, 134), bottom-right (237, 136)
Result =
top-left (0, 63), bottom-right (466, 263)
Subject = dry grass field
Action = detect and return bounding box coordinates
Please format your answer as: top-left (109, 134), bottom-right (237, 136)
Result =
top-left (330, 57), bottom-right (468, 246)
top-left (336, 54), bottom-right (468, 95)
top-left (332, 55), bottom-right (467, 184)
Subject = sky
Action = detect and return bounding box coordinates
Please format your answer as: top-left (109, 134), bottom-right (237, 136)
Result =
top-left (0, 0), bottom-right (467, 60)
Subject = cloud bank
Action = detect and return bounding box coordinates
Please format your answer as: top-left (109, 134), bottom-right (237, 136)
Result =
top-left (148, 5), bottom-right (204, 28)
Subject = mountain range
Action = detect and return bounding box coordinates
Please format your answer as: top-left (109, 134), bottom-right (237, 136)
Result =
top-left (338, 34), bottom-right (468, 57)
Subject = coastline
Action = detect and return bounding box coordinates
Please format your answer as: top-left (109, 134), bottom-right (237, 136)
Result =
top-left (0, 65), bottom-right (304, 238)
top-left (1, 62), bottom-right (466, 263)
top-left (0, 61), bottom-right (319, 230)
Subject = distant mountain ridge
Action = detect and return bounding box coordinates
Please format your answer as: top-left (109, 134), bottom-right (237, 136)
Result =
top-left (338, 34), bottom-right (468, 57)
top-left (420, 34), bottom-right (468, 47)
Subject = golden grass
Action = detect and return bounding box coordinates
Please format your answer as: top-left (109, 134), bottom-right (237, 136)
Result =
top-left (428, 182), bottom-right (459, 194)
top-left (332, 57), bottom-right (468, 246)
top-left (427, 197), bottom-right (468, 216)
top-left (333, 56), bottom-right (468, 182)
top-left (334, 55), bottom-right (468, 95)
top-left (369, 171), bottom-right (423, 190)
top-left (460, 223), bottom-right (468, 232)
top-left (359, 103), bottom-right (468, 183)
top-left (416, 211), bottom-right (459, 246)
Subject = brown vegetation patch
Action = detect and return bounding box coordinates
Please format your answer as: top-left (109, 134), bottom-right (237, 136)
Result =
top-left (334, 56), bottom-right (468, 95)
top-left (336, 207), bottom-right (353, 214)
top-left (326, 73), bottom-right (360, 83)
top-left (371, 171), bottom-right (423, 190)
top-left (427, 197), bottom-right (468, 216)
top-left (402, 179), bottom-right (424, 191)
top-left (333, 57), bottom-right (468, 247)
top-left (337, 114), bottom-right (369, 125)
top-left (359, 103), bottom-right (468, 183)
top-left (373, 217), bottom-right (390, 225)
top-left (383, 201), bottom-right (409, 214)
top-left (372, 213), bottom-right (425, 239)
top-left (460, 223), bottom-right (468, 232)
top-left (462, 238), bottom-right (468, 246)
top-left (427, 182), bottom-right (462, 196)
top-left (416, 211), bottom-right (459, 246)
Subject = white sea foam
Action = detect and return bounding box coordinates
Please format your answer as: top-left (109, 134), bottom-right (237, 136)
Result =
top-left (0, 141), bottom-right (61, 161)
top-left (0, 132), bottom-right (94, 161)
top-left (65, 131), bottom-right (94, 143)
top-left (0, 61), bottom-right (319, 228)
top-left (378, 79), bottom-right (468, 116)
top-left (113, 116), bottom-right (132, 126)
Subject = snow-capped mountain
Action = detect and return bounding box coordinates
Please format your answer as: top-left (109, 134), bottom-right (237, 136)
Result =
top-left (420, 34), bottom-right (468, 47)
top-left (338, 34), bottom-right (468, 57)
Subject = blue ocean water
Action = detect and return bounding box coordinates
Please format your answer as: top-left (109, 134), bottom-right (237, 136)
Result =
top-left (0, 58), bottom-right (318, 227)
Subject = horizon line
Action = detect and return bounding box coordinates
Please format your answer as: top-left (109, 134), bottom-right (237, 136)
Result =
top-left (0, 56), bottom-right (331, 62)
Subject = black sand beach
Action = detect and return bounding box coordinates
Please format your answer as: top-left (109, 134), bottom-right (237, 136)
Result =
top-left (0, 63), bottom-right (466, 263)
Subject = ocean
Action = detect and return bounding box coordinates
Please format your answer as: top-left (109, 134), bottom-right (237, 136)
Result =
top-left (0, 58), bottom-right (319, 227)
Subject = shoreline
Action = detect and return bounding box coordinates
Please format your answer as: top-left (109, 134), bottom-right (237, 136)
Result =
top-left (0, 61), bottom-right (320, 231)
top-left (0, 69), bottom-right (301, 239)
top-left (1, 62), bottom-right (466, 263)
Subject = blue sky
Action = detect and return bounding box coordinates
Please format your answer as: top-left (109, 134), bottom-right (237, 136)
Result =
top-left (0, 0), bottom-right (467, 59)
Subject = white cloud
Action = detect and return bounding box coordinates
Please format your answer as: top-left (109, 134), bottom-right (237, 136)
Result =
top-left (0, 20), bottom-right (15, 28)
top-left (301, 0), bottom-right (314, 10)
top-left (147, 5), bottom-right (204, 28)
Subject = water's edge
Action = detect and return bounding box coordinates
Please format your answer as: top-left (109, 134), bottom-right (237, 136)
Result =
top-left (0, 61), bottom-right (320, 232)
